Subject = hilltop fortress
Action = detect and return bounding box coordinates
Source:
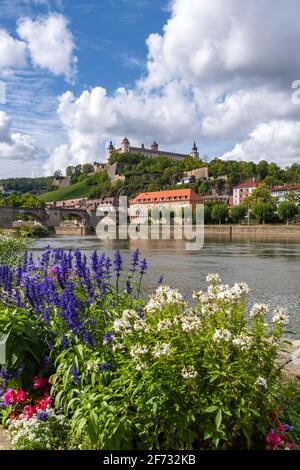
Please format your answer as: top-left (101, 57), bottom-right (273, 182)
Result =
top-left (106, 137), bottom-right (200, 161)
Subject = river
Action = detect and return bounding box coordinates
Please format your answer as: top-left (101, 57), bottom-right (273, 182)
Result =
top-left (32, 235), bottom-right (300, 337)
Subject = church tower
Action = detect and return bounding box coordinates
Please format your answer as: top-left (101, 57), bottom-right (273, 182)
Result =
top-left (191, 142), bottom-right (199, 159)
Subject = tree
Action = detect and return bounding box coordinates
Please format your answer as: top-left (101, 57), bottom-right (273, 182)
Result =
top-left (278, 201), bottom-right (298, 225)
top-left (285, 190), bottom-right (300, 206)
top-left (229, 205), bottom-right (246, 224)
top-left (198, 181), bottom-right (209, 195)
top-left (53, 170), bottom-right (63, 179)
top-left (211, 203), bottom-right (229, 225)
top-left (66, 166), bottom-right (75, 177)
top-left (0, 194), bottom-right (45, 208)
top-left (252, 202), bottom-right (275, 224)
top-left (256, 160), bottom-right (269, 180)
top-left (82, 163), bottom-right (94, 175)
top-left (204, 204), bottom-right (213, 224)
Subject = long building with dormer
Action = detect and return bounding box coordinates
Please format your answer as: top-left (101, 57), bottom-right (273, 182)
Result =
top-left (106, 137), bottom-right (200, 161)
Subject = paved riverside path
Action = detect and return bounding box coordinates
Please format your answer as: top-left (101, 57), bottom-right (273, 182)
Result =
top-left (0, 428), bottom-right (11, 450)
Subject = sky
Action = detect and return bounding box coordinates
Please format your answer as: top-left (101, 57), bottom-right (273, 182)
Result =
top-left (0, 0), bottom-right (300, 178)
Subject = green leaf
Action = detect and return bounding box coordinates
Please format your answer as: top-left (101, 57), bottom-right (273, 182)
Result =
top-left (205, 405), bottom-right (219, 413)
top-left (215, 409), bottom-right (222, 430)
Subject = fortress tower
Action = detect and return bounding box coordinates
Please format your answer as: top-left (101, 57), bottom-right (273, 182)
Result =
top-left (191, 142), bottom-right (199, 159)
top-left (121, 137), bottom-right (130, 153)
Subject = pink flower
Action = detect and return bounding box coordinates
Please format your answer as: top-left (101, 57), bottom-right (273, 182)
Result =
top-left (276, 424), bottom-right (286, 434)
top-left (285, 443), bottom-right (294, 450)
top-left (2, 389), bottom-right (16, 405)
top-left (265, 431), bottom-right (281, 449)
top-left (35, 394), bottom-right (52, 411)
top-left (33, 376), bottom-right (48, 390)
top-left (47, 266), bottom-right (59, 279)
top-left (23, 405), bottom-right (34, 420)
top-left (15, 390), bottom-right (28, 403)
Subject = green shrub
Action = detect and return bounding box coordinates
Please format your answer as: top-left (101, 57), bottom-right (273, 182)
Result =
top-left (9, 410), bottom-right (71, 450)
top-left (17, 226), bottom-right (49, 238)
top-left (0, 235), bottom-right (31, 267)
top-left (52, 274), bottom-right (289, 450)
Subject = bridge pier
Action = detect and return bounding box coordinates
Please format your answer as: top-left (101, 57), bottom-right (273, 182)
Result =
top-left (0, 207), bottom-right (15, 229)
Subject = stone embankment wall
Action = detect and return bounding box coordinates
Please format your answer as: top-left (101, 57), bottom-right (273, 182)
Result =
top-left (54, 226), bottom-right (89, 236)
top-left (204, 225), bottom-right (300, 237)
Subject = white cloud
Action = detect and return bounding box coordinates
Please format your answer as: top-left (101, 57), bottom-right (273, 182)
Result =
top-left (141, 0), bottom-right (300, 89)
top-left (0, 29), bottom-right (27, 69)
top-left (46, 0), bottom-right (300, 172)
top-left (47, 82), bottom-right (200, 171)
top-left (221, 121), bottom-right (300, 166)
top-left (0, 111), bottom-right (38, 161)
top-left (43, 143), bottom-right (72, 175)
top-left (17, 13), bottom-right (77, 81)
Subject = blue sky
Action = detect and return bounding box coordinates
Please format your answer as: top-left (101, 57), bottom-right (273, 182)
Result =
top-left (0, 0), bottom-right (300, 177)
top-left (1, 0), bottom-right (168, 90)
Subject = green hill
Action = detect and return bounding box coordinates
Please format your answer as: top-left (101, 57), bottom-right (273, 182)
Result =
top-left (39, 178), bottom-right (94, 202)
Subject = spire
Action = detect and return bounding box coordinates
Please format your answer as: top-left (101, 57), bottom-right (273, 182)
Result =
top-left (191, 141), bottom-right (199, 159)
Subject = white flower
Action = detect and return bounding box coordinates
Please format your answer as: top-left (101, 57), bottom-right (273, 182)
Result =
top-left (180, 313), bottom-right (202, 332)
top-left (122, 309), bottom-right (139, 321)
top-left (250, 303), bottom-right (269, 318)
top-left (133, 319), bottom-right (150, 332)
top-left (255, 376), bottom-right (268, 389)
top-left (157, 319), bottom-right (173, 332)
top-left (145, 286), bottom-right (185, 314)
top-left (130, 344), bottom-right (149, 360)
top-left (212, 329), bottom-right (232, 342)
top-left (206, 273), bottom-right (220, 284)
top-left (135, 363), bottom-right (146, 371)
top-left (232, 334), bottom-right (252, 351)
top-left (193, 290), bottom-right (209, 303)
top-left (113, 318), bottom-right (131, 333)
top-left (272, 307), bottom-right (289, 326)
top-left (112, 340), bottom-right (125, 352)
top-left (87, 361), bottom-right (99, 372)
top-left (152, 342), bottom-right (172, 358)
top-left (181, 366), bottom-right (198, 379)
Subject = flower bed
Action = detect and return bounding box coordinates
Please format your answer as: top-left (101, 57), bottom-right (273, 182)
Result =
top-left (0, 246), bottom-right (299, 450)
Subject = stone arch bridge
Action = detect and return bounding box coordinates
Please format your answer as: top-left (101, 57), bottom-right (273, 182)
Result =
top-left (0, 206), bottom-right (100, 230)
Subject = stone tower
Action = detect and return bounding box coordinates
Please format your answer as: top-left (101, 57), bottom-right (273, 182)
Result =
top-left (151, 141), bottom-right (159, 152)
top-left (106, 141), bottom-right (115, 158)
top-left (121, 137), bottom-right (130, 153)
top-left (191, 142), bottom-right (199, 159)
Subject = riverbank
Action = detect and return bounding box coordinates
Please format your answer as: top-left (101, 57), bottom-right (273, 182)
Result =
top-left (204, 224), bottom-right (300, 238)
top-left (0, 428), bottom-right (11, 450)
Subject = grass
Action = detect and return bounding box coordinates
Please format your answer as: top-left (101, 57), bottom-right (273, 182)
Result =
top-left (38, 178), bottom-right (94, 203)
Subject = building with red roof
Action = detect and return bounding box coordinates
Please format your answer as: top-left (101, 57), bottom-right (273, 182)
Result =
top-left (233, 180), bottom-right (258, 206)
top-left (129, 189), bottom-right (203, 219)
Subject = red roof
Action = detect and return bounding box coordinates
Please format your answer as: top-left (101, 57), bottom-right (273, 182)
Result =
top-left (233, 180), bottom-right (258, 189)
top-left (270, 183), bottom-right (300, 192)
top-left (130, 189), bottom-right (202, 205)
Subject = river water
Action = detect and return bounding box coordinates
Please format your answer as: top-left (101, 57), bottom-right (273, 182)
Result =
top-left (32, 235), bottom-right (300, 337)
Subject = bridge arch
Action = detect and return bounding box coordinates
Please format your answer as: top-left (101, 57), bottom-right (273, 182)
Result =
top-left (59, 209), bottom-right (90, 226)
top-left (13, 208), bottom-right (47, 226)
